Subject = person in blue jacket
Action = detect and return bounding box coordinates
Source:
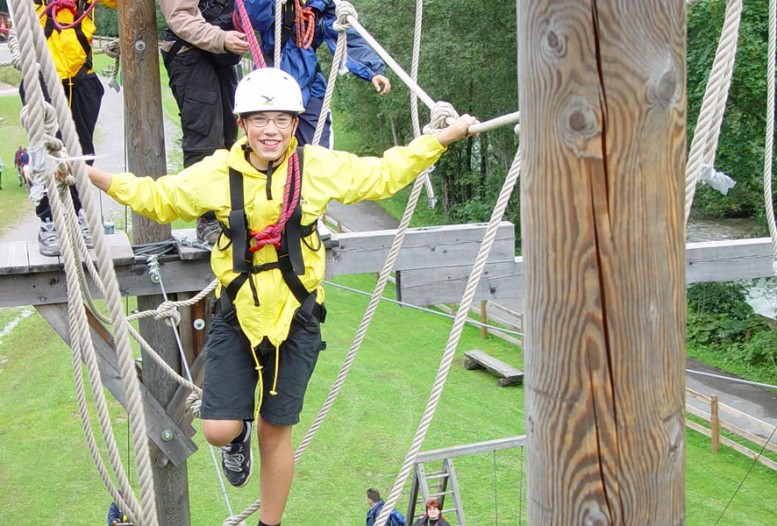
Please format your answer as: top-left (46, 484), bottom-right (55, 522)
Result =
top-left (245, 0), bottom-right (391, 148)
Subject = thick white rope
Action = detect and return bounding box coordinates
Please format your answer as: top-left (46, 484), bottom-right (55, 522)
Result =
top-left (764, 0), bottom-right (777, 261)
top-left (374, 147), bottom-right (522, 526)
top-left (274, 0), bottom-right (284, 68)
top-left (685, 0), bottom-right (743, 223)
top-left (408, 0), bottom-right (436, 207)
top-left (10, 20), bottom-right (144, 521)
top-left (311, 2), bottom-right (350, 146)
top-left (8, 1), bottom-right (160, 522)
top-left (333, 0), bottom-right (435, 110)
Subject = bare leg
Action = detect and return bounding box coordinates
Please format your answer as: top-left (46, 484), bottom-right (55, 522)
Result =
top-left (258, 417), bottom-right (294, 524)
top-left (202, 419), bottom-right (244, 446)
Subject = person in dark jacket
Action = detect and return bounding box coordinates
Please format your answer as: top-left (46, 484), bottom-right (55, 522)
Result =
top-left (366, 487), bottom-right (406, 526)
top-left (411, 498), bottom-right (450, 526)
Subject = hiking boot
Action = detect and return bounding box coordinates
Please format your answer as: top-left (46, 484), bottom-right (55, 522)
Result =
top-left (196, 214), bottom-right (221, 246)
top-left (78, 210), bottom-right (94, 248)
top-left (221, 421), bottom-right (252, 488)
top-left (38, 220), bottom-right (60, 257)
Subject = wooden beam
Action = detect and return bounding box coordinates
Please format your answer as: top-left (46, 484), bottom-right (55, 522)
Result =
top-left (35, 304), bottom-right (198, 467)
top-left (325, 222), bottom-right (516, 277)
top-left (519, 0), bottom-right (686, 523)
top-left (686, 237), bottom-right (774, 282)
top-left (396, 258), bottom-right (524, 306)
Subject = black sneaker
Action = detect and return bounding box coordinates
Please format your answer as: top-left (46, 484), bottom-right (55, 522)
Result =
top-left (221, 421), bottom-right (252, 487)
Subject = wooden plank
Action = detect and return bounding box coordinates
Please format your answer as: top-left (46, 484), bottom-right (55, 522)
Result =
top-left (416, 436), bottom-right (526, 463)
top-left (463, 350), bottom-right (523, 387)
top-left (397, 258), bottom-right (523, 306)
top-left (172, 228), bottom-right (212, 261)
top-left (26, 240), bottom-right (64, 272)
top-left (100, 231), bottom-right (135, 266)
top-left (0, 241), bottom-right (30, 275)
top-left (0, 257), bottom-right (214, 308)
top-left (325, 222), bottom-right (515, 277)
top-left (687, 237), bottom-right (774, 283)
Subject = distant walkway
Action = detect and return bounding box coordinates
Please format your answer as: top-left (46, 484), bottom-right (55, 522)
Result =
top-left (0, 76), bottom-right (179, 245)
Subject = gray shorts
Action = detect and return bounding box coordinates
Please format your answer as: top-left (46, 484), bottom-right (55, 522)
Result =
top-left (199, 301), bottom-right (326, 426)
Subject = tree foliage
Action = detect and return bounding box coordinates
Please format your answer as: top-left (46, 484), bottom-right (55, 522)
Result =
top-left (687, 0), bottom-right (771, 221)
top-left (327, 0), bottom-right (519, 228)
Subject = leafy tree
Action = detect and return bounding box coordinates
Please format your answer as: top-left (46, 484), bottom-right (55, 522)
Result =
top-left (687, 0), bottom-right (771, 222)
top-left (327, 0), bottom-right (519, 229)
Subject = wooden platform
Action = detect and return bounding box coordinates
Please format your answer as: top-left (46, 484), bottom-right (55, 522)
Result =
top-left (463, 349), bottom-right (524, 387)
top-left (0, 222), bottom-right (520, 308)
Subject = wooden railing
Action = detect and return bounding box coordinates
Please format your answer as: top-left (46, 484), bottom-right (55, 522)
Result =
top-left (686, 388), bottom-right (777, 471)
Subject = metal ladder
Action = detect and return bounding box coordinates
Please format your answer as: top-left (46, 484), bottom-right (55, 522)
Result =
top-left (406, 457), bottom-right (466, 525)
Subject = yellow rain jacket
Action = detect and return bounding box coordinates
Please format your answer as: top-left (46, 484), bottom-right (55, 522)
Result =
top-left (36, 0), bottom-right (117, 81)
top-left (107, 134), bottom-right (446, 349)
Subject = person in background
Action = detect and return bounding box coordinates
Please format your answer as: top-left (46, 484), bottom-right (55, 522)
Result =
top-left (158, 0), bottom-right (249, 245)
top-left (107, 491), bottom-right (131, 526)
top-left (411, 499), bottom-right (450, 526)
top-left (366, 487), bottom-right (407, 526)
top-left (85, 67), bottom-right (476, 526)
top-left (14, 145), bottom-right (23, 183)
top-left (245, 0), bottom-right (391, 149)
top-left (25, 0), bottom-right (115, 256)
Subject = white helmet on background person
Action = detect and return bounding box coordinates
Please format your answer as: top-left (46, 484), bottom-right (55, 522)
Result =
top-left (233, 67), bottom-right (305, 116)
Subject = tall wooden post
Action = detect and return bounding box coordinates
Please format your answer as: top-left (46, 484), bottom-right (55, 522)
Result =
top-left (117, 2), bottom-right (191, 524)
top-left (518, 1), bottom-right (687, 524)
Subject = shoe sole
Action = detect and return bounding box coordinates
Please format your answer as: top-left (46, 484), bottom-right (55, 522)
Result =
top-left (39, 246), bottom-right (61, 257)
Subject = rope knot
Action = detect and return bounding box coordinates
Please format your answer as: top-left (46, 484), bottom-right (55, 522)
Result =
top-left (154, 302), bottom-right (182, 327)
top-left (424, 101), bottom-right (459, 135)
top-left (186, 392), bottom-right (202, 418)
top-left (102, 38), bottom-right (121, 59)
top-left (333, 1), bottom-right (356, 32)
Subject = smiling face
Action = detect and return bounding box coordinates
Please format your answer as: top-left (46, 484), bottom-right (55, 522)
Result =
top-left (426, 506), bottom-right (440, 519)
top-left (238, 111), bottom-right (298, 170)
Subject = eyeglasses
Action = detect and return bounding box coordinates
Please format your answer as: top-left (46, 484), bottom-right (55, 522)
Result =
top-left (244, 114), bottom-right (295, 130)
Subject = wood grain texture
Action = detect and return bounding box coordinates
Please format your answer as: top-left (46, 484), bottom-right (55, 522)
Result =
top-left (519, 1), bottom-right (686, 523)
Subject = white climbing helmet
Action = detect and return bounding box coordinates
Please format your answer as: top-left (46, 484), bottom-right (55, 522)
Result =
top-left (233, 67), bottom-right (305, 115)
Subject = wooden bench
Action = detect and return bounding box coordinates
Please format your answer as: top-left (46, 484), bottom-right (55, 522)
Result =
top-left (463, 350), bottom-right (524, 387)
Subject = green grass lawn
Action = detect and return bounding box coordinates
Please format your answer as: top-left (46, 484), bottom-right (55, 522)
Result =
top-left (1, 274), bottom-right (776, 524)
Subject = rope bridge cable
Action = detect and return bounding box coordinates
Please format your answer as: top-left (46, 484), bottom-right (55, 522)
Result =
top-left (764, 0), bottom-right (777, 263)
top-left (7, 2), bottom-right (147, 522)
top-left (311, 2), bottom-right (350, 147)
top-left (685, 0), bottom-right (743, 224)
top-left (7, 0), bottom-right (160, 522)
top-left (408, 0), bottom-right (436, 207)
top-left (375, 146), bottom-right (522, 526)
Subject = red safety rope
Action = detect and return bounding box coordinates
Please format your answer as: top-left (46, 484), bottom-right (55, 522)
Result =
top-left (294, 0), bottom-right (315, 49)
top-left (39, 0), bottom-right (97, 31)
top-left (249, 152), bottom-right (302, 252)
top-left (232, 0), bottom-right (267, 68)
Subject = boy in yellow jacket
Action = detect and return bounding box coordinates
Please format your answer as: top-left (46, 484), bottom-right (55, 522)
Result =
top-left (87, 67), bottom-right (477, 526)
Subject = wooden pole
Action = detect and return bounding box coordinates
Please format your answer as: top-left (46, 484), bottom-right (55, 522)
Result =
top-left (711, 395), bottom-right (720, 453)
top-left (518, 1), bottom-right (687, 524)
top-left (480, 300), bottom-right (489, 339)
top-left (116, 2), bottom-right (191, 524)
